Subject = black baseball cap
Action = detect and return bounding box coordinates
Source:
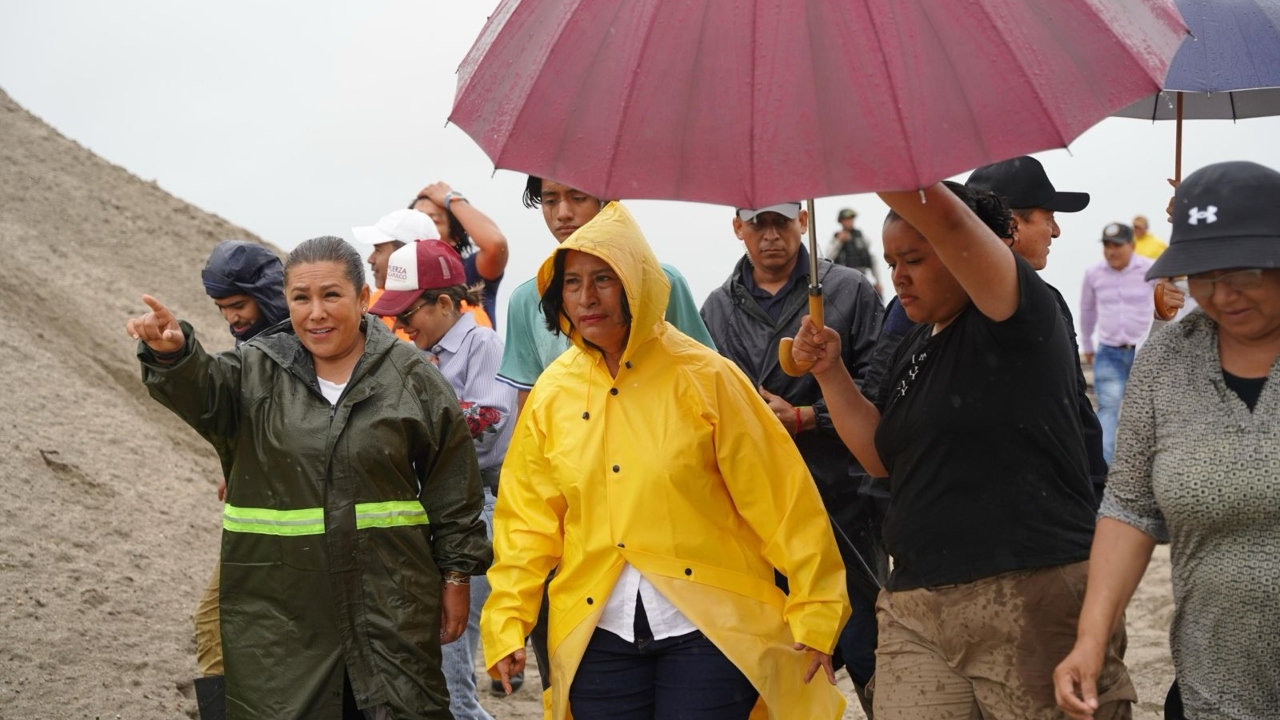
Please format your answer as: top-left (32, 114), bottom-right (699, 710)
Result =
top-left (1100, 223), bottom-right (1134, 244)
top-left (965, 156), bottom-right (1090, 213)
top-left (1147, 161), bottom-right (1280, 280)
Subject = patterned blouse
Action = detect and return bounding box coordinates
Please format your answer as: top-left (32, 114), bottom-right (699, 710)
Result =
top-left (1100, 310), bottom-right (1280, 720)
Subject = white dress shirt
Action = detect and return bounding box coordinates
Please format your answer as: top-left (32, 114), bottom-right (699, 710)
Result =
top-left (595, 563), bottom-right (698, 642)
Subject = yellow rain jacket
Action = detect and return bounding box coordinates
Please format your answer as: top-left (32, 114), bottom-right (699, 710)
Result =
top-left (481, 202), bottom-right (851, 720)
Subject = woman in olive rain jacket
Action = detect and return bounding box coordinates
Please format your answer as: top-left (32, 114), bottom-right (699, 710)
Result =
top-left (128, 236), bottom-right (490, 720)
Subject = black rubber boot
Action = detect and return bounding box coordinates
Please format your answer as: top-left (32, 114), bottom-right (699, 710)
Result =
top-left (193, 675), bottom-right (226, 720)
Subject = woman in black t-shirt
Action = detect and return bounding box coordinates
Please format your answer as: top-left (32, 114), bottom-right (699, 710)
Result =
top-left (792, 182), bottom-right (1132, 720)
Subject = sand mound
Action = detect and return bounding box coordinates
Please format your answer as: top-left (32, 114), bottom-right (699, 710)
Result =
top-left (0, 86), bottom-right (1173, 719)
top-left (0, 85), bottom-right (265, 718)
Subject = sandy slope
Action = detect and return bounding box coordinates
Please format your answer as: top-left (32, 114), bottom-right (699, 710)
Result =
top-left (0, 87), bottom-right (1175, 719)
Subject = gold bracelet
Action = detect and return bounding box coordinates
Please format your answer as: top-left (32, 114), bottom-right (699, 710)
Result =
top-left (443, 571), bottom-right (471, 586)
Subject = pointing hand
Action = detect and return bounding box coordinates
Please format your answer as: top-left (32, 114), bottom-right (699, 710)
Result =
top-left (125, 294), bottom-right (184, 355)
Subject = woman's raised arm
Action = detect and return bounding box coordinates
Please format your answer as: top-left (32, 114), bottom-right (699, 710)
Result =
top-left (879, 183), bottom-right (1018, 322)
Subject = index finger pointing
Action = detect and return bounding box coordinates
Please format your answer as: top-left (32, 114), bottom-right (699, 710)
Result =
top-left (142, 294), bottom-right (174, 322)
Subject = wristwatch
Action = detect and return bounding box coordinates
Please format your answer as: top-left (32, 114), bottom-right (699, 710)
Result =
top-left (443, 191), bottom-right (468, 211)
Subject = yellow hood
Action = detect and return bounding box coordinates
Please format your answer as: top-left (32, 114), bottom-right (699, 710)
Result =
top-left (487, 201), bottom-right (850, 720)
top-left (536, 202), bottom-right (671, 361)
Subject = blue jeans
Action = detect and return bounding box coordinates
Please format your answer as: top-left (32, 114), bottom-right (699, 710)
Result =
top-left (838, 588), bottom-right (877, 687)
top-left (1094, 344), bottom-right (1136, 464)
top-left (441, 488), bottom-right (496, 720)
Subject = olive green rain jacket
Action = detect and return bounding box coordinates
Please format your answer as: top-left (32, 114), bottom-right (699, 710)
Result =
top-left (139, 317), bottom-right (491, 720)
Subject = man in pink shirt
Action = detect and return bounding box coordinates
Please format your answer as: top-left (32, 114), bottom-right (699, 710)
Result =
top-left (1080, 222), bottom-right (1157, 463)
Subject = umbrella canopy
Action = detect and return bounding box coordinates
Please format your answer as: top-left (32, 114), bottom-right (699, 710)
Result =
top-left (1115, 0), bottom-right (1280, 120)
top-left (450, 0), bottom-right (1185, 209)
top-left (1156, 0), bottom-right (1280, 93)
top-left (1113, 0), bottom-right (1280, 185)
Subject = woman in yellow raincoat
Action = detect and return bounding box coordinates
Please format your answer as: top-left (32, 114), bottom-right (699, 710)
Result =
top-left (481, 202), bottom-right (851, 720)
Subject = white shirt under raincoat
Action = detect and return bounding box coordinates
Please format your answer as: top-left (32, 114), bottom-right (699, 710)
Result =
top-left (481, 202), bottom-right (851, 719)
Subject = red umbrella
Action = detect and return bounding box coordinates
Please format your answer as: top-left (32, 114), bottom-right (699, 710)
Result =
top-left (451, 0), bottom-right (1184, 208)
top-left (451, 0), bottom-right (1184, 372)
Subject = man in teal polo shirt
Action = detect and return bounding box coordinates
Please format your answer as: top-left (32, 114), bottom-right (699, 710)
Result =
top-left (497, 177), bottom-right (714, 414)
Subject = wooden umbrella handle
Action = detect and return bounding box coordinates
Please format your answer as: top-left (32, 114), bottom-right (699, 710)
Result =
top-left (1154, 282), bottom-right (1179, 321)
top-left (779, 292), bottom-right (826, 377)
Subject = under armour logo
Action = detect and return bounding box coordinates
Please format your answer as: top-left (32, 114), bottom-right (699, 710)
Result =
top-left (1188, 206), bottom-right (1218, 225)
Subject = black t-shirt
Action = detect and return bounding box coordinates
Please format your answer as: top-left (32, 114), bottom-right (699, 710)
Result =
top-left (874, 256), bottom-right (1096, 591)
top-left (1223, 370), bottom-right (1268, 411)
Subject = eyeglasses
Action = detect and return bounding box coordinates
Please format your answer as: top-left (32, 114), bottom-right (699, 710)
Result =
top-left (395, 301), bottom-right (430, 326)
top-left (1187, 268), bottom-right (1265, 297)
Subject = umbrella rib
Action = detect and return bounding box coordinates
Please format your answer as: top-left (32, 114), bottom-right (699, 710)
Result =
top-left (804, 0), bottom-right (844, 197)
top-left (916, 2), bottom-right (993, 167)
top-left (862, 0), bottom-right (924, 189)
top-left (601, 0), bottom-right (668, 199)
top-left (487, 0), bottom-right (588, 176)
top-left (970, 0), bottom-right (1071, 151)
top-left (750, 0), bottom-right (757, 202)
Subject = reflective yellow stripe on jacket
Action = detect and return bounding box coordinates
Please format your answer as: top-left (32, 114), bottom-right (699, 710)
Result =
top-left (223, 502), bottom-right (429, 536)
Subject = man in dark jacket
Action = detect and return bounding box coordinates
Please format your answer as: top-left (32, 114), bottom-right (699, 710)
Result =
top-left (190, 240), bottom-right (291, 716)
top-left (202, 240), bottom-right (289, 345)
top-left (700, 202), bottom-right (884, 714)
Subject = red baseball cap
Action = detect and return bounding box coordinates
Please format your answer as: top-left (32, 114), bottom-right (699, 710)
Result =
top-left (368, 240), bottom-right (466, 317)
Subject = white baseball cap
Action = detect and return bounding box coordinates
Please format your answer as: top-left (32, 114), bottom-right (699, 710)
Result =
top-left (352, 209), bottom-right (440, 246)
top-left (736, 202), bottom-right (803, 223)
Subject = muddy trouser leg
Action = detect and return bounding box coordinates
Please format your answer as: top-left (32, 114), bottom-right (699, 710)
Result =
top-left (872, 563), bottom-right (1134, 720)
top-left (194, 563), bottom-right (223, 676)
top-left (531, 569), bottom-right (554, 690)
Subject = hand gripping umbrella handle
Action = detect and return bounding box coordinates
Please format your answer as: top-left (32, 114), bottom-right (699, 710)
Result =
top-left (779, 288), bottom-right (825, 377)
top-left (1154, 281), bottom-right (1179, 321)
top-left (779, 198), bottom-right (825, 378)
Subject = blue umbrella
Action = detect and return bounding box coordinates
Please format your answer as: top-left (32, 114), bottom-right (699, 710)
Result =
top-left (1115, 0), bottom-right (1280, 181)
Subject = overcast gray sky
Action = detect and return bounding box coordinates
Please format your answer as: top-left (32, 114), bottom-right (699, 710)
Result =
top-left (4, 0), bottom-right (1280, 330)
